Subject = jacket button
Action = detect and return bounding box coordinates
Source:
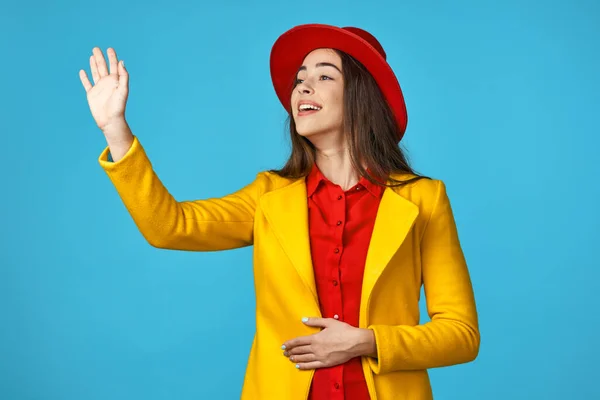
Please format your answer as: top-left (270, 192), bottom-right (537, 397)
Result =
top-left (334, 382), bottom-right (340, 389)
top-left (337, 195), bottom-right (342, 200)
top-left (333, 314), bottom-right (339, 320)
top-left (334, 248), bottom-right (340, 253)
top-left (332, 280), bottom-right (338, 286)
top-left (336, 220), bottom-right (342, 226)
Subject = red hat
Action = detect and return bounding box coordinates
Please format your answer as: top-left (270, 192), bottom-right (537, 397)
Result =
top-left (270, 24), bottom-right (408, 141)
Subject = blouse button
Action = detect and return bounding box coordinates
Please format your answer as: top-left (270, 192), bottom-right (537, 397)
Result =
top-left (337, 195), bottom-right (342, 200)
top-left (334, 248), bottom-right (340, 254)
top-left (336, 220), bottom-right (342, 226)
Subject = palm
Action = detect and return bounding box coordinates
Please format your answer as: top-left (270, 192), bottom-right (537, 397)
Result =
top-left (79, 47), bottom-right (129, 131)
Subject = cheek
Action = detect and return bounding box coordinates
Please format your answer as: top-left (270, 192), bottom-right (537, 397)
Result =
top-left (329, 86), bottom-right (344, 109)
top-left (331, 92), bottom-right (344, 116)
top-left (290, 91), bottom-right (298, 113)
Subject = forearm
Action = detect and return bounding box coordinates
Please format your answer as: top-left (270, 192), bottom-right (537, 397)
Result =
top-left (102, 118), bottom-right (134, 162)
top-left (98, 137), bottom-right (260, 250)
top-left (367, 318), bottom-right (479, 373)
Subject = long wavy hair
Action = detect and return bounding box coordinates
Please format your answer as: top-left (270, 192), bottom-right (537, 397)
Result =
top-left (269, 49), bottom-right (428, 188)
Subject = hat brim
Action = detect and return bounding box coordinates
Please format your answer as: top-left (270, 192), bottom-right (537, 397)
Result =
top-left (269, 24), bottom-right (408, 140)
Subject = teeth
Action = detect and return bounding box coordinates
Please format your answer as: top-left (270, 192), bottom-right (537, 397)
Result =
top-left (299, 104), bottom-right (322, 111)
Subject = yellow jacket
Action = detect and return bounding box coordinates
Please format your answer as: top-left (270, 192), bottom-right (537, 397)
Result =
top-left (98, 136), bottom-right (480, 400)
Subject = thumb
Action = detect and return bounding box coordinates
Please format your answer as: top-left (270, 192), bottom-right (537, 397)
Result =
top-left (302, 317), bottom-right (330, 328)
top-left (118, 60), bottom-right (129, 92)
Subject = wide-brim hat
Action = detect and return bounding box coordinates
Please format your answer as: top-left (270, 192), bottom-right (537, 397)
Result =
top-left (269, 24), bottom-right (408, 141)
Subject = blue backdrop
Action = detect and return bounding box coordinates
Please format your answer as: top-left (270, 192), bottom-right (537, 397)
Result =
top-left (1, 0), bottom-right (598, 398)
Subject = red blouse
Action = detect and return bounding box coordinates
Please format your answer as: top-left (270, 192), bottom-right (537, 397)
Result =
top-left (306, 164), bottom-right (384, 400)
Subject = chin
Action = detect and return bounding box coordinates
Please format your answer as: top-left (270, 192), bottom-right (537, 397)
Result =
top-left (294, 120), bottom-right (336, 139)
top-left (295, 127), bottom-right (321, 138)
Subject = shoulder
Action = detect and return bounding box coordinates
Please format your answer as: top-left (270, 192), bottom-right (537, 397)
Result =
top-left (389, 173), bottom-right (449, 216)
top-left (251, 170), bottom-right (304, 192)
top-left (389, 173), bottom-right (443, 198)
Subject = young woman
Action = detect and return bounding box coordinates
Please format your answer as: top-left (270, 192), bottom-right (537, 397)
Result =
top-left (79, 24), bottom-right (479, 400)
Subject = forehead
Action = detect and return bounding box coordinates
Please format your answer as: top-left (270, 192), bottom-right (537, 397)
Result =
top-left (300, 48), bottom-right (341, 67)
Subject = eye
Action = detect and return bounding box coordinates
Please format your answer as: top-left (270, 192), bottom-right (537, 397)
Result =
top-left (320, 75), bottom-right (332, 80)
top-left (294, 78), bottom-right (304, 85)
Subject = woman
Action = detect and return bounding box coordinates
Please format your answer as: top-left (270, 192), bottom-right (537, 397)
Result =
top-left (79, 24), bottom-right (479, 400)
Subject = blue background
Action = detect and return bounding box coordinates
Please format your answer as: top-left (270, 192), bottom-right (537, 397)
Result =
top-left (1, 0), bottom-right (598, 398)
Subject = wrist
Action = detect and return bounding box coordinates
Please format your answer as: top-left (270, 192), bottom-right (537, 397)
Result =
top-left (102, 118), bottom-right (130, 138)
top-left (354, 328), bottom-right (377, 358)
top-left (102, 119), bottom-right (134, 162)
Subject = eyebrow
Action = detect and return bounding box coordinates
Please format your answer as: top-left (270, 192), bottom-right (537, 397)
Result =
top-left (297, 62), bottom-right (342, 73)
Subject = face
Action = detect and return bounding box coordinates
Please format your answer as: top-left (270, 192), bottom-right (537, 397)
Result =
top-left (291, 48), bottom-right (344, 139)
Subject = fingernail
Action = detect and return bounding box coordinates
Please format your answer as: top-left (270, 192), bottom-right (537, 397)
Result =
top-left (281, 345), bottom-right (286, 350)
top-left (283, 351), bottom-right (288, 357)
top-left (302, 317), bottom-right (309, 323)
top-left (295, 364), bottom-right (300, 369)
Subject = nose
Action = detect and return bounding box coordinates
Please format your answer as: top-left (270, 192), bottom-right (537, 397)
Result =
top-left (296, 81), bottom-right (314, 95)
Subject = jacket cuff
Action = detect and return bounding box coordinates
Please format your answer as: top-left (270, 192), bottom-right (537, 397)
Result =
top-left (366, 325), bottom-right (393, 375)
top-left (98, 136), bottom-right (140, 170)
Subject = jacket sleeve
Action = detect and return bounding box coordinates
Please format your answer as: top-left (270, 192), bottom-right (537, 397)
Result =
top-left (98, 135), bottom-right (265, 251)
top-left (367, 180), bottom-right (480, 374)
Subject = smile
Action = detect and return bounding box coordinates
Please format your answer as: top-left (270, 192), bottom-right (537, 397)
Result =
top-left (297, 102), bottom-right (322, 116)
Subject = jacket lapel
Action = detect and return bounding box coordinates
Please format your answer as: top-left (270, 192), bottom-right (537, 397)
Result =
top-left (259, 179), bottom-right (319, 308)
top-left (360, 185), bottom-right (420, 318)
top-left (258, 176), bottom-right (420, 317)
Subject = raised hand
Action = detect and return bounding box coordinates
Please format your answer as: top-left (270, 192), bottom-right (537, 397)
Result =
top-left (79, 47), bottom-right (129, 134)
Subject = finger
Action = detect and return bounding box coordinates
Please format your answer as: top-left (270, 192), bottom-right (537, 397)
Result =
top-left (287, 345), bottom-right (312, 356)
top-left (282, 335), bottom-right (312, 350)
top-left (302, 317), bottom-right (331, 328)
top-left (118, 59), bottom-right (128, 91)
top-left (289, 353), bottom-right (316, 363)
top-left (296, 361), bottom-right (326, 370)
top-left (107, 48), bottom-right (119, 76)
top-left (79, 69), bottom-right (93, 92)
top-left (93, 47), bottom-right (109, 77)
top-left (90, 54), bottom-right (100, 85)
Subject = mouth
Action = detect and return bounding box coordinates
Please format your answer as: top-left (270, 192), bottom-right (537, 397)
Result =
top-left (297, 102), bottom-right (322, 117)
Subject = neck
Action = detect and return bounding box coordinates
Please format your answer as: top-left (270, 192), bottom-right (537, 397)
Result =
top-left (310, 131), bottom-right (360, 191)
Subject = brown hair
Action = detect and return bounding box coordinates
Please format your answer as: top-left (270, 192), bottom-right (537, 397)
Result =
top-left (269, 49), bottom-right (428, 188)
